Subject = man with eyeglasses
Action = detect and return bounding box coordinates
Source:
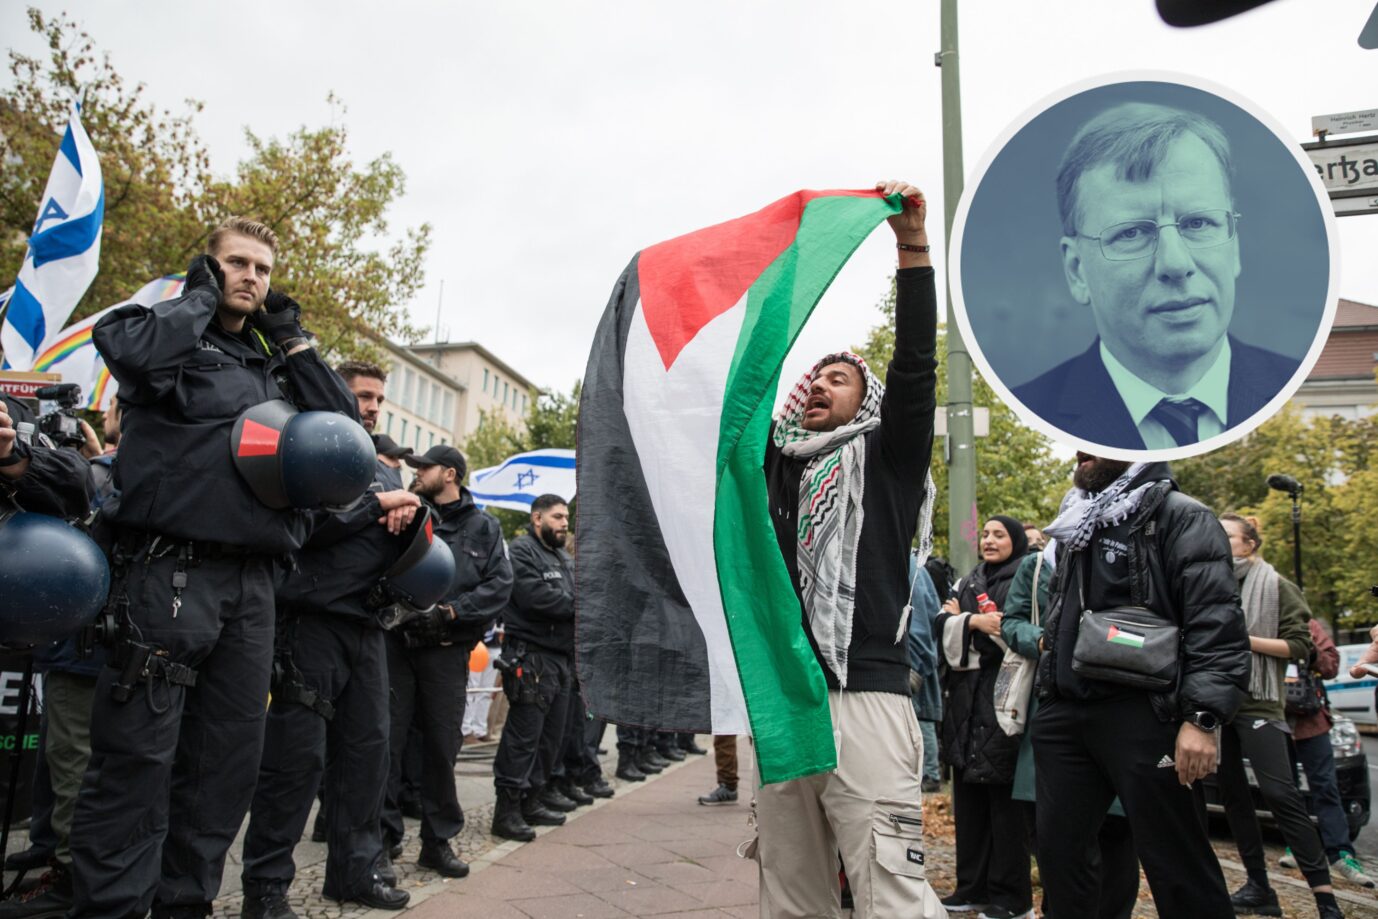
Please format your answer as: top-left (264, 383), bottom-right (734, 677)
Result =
top-left (1013, 102), bottom-right (1299, 450)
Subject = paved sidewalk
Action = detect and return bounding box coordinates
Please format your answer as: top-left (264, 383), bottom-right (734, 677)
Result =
top-left (404, 751), bottom-right (759, 919)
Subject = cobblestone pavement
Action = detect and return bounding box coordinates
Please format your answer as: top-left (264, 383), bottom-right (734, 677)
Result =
top-left (11, 736), bottom-right (1378, 917)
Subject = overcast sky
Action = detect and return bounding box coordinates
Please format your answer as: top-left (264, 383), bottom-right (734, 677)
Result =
top-left (5, 0), bottom-right (1376, 400)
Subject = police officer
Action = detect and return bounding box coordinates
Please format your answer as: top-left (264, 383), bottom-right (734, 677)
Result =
top-left (382, 445), bottom-right (512, 877)
top-left (0, 390), bottom-right (93, 919)
top-left (372, 434), bottom-right (411, 492)
top-left (238, 362), bottom-right (420, 918)
top-left (490, 494), bottom-right (577, 841)
top-left (70, 217), bottom-right (360, 919)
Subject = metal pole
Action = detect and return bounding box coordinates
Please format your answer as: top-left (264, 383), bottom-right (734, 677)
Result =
top-left (434, 279), bottom-right (445, 345)
top-left (1290, 494), bottom-right (1303, 593)
top-left (938, 0), bottom-right (978, 575)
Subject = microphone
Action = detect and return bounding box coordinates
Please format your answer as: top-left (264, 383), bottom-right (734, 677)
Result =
top-left (1266, 473), bottom-right (1302, 496)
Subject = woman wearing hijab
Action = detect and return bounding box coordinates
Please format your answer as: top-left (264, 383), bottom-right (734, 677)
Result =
top-left (1217, 513), bottom-right (1344, 919)
top-left (935, 516), bottom-right (1034, 919)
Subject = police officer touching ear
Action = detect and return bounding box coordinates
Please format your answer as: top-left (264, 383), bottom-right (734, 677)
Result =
top-left (70, 217), bottom-right (360, 919)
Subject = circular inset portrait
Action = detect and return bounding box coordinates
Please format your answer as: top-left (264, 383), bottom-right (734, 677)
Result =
top-left (950, 73), bottom-right (1339, 461)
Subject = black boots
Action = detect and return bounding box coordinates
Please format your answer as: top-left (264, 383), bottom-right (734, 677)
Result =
top-left (1229, 879), bottom-right (1282, 917)
top-left (522, 791), bottom-right (567, 827)
top-left (615, 755), bottom-right (647, 781)
top-left (538, 784), bottom-right (578, 813)
top-left (418, 840), bottom-right (470, 878)
top-left (239, 892), bottom-right (297, 919)
top-left (491, 788), bottom-right (537, 841)
top-left (583, 775), bottom-right (616, 798)
top-left (558, 777), bottom-right (595, 806)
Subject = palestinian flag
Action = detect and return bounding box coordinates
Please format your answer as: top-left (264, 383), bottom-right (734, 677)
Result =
top-left (576, 189), bottom-right (902, 784)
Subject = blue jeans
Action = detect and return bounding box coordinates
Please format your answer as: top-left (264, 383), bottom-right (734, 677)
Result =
top-left (1295, 731), bottom-right (1353, 861)
top-left (919, 719), bottom-right (940, 783)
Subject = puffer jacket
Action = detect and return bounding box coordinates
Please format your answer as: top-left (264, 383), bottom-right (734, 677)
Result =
top-left (1036, 463), bottom-right (1250, 725)
top-left (938, 555), bottom-right (1024, 784)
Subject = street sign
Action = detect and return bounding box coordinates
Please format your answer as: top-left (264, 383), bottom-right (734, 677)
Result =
top-left (1313, 108), bottom-right (1378, 137)
top-left (935, 406), bottom-right (989, 437)
top-left (1332, 193), bottom-right (1378, 217)
top-left (1303, 135), bottom-right (1378, 196)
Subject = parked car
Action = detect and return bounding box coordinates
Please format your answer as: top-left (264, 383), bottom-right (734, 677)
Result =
top-left (1202, 714), bottom-right (1371, 841)
top-left (1326, 644), bottom-right (1378, 726)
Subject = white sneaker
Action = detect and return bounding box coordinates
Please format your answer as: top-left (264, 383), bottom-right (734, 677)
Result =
top-left (1278, 848), bottom-right (1297, 869)
top-left (1333, 853), bottom-right (1377, 889)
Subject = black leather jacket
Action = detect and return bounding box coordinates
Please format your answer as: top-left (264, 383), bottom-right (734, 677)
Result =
top-left (1036, 464), bottom-right (1250, 725)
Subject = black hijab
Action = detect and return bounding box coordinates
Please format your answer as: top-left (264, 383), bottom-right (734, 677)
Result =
top-left (967, 515), bottom-right (1027, 610)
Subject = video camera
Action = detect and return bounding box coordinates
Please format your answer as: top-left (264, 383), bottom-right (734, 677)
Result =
top-left (35, 383), bottom-right (85, 449)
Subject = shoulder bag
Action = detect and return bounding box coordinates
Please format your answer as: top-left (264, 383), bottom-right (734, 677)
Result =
top-left (993, 553), bottom-right (1043, 736)
top-left (1070, 548), bottom-right (1180, 692)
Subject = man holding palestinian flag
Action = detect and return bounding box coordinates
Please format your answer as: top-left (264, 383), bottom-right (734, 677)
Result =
top-left (578, 180), bottom-right (945, 917)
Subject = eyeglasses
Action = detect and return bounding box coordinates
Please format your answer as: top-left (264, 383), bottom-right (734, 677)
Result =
top-left (1076, 209), bottom-right (1241, 262)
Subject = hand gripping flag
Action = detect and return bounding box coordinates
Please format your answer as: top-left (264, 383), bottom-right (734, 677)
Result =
top-left (31, 275), bottom-right (185, 410)
top-left (470, 448), bottom-right (577, 512)
top-left (1, 101), bottom-right (105, 371)
top-left (576, 189), bottom-right (903, 784)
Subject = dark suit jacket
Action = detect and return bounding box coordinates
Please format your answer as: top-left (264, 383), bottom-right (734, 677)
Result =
top-left (1011, 336), bottom-right (1299, 450)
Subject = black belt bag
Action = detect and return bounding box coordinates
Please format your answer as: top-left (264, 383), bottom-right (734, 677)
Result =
top-left (1072, 607), bottom-right (1179, 691)
top-left (1069, 549), bottom-right (1180, 692)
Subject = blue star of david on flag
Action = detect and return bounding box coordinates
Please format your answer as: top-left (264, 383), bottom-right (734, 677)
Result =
top-left (470, 448), bottom-right (575, 513)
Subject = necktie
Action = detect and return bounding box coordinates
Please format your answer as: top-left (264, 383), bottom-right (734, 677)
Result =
top-left (1148, 397), bottom-right (1207, 446)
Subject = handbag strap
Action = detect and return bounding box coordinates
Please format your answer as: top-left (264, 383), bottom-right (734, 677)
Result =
top-left (1031, 551), bottom-right (1045, 628)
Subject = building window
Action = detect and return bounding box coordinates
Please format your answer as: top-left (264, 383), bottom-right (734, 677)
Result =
top-left (414, 426), bottom-right (422, 450)
top-left (403, 368), bottom-right (416, 412)
top-left (430, 382), bottom-right (441, 423)
top-left (483, 368), bottom-right (489, 393)
top-left (522, 393), bottom-right (528, 412)
top-left (503, 381), bottom-right (509, 404)
top-left (428, 430), bottom-right (435, 449)
top-left (442, 391), bottom-right (454, 425)
top-left (440, 437), bottom-right (448, 446)
top-left (400, 418), bottom-right (408, 442)
top-left (385, 411), bottom-right (394, 436)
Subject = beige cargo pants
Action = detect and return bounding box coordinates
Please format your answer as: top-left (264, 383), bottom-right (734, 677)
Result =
top-left (747, 690), bottom-right (947, 918)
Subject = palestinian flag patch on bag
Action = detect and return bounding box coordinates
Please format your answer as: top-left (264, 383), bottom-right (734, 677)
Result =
top-left (1107, 625), bottom-right (1146, 649)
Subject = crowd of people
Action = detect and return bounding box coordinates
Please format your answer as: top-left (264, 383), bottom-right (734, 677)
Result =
top-left (0, 159), bottom-right (1370, 919)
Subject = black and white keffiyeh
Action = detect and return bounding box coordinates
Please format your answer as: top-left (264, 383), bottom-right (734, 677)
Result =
top-left (1042, 462), bottom-right (1155, 553)
top-left (773, 351), bottom-right (937, 686)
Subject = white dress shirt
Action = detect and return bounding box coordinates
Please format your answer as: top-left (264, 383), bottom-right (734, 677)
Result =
top-left (1099, 340), bottom-right (1230, 449)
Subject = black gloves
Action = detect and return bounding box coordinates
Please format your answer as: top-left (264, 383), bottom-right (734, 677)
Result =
top-left (257, 290), bottom-right (307, 346)
top-left (185, 255), bottom-right (225, 300)
top-left (399, 604), bottom-right (456, 649)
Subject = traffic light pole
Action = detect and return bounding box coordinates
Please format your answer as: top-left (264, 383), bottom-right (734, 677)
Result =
top-left (938, 0), bottom-right (978, 575)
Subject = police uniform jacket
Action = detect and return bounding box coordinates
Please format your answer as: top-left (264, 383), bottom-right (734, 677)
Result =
top-left (504, 528), bottom-right (574, 655)
top-left (275, 466), bottom-right (408, 623)
top-left (92, 287), bottom-right (358, 552)
top-left (1, 393), bottom-right (92, 520)
top-left (431, 488), bottom-right (513, 647)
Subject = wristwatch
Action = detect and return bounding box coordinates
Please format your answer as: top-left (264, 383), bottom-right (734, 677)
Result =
top-left (1186, 710), bottom-right (1220, 732)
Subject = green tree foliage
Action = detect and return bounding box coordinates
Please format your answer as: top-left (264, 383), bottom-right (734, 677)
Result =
top-left (853, 281), bottom-right (1069, 565)
top-left (463, 384), bottom-right (580, 539)
top-left (1175, 407), bottom-right (1378, 627)
top-left (0, 9), bottom-right (428, 365)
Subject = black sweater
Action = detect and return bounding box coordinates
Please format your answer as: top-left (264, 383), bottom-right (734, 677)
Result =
top-left (763, 266), bottom-right (938, 695)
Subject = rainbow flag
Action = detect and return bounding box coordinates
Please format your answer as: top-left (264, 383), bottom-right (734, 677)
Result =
top-left (32, 274), bottom-right (184, 409)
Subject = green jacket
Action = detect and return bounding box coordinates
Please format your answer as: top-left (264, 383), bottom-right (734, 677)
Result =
top-left (1235, 574), bottom-right (1313, 723)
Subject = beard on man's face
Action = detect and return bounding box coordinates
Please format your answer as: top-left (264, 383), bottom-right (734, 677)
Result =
top-left (539, 523), bottom-right (567, 549)
top-left (410, 474), bottom-right (443, 499)
top-left (1073, 453), bottom-right (1132, 493)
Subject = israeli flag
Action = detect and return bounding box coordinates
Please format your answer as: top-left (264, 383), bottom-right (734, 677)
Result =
top-left (470, 448), bottom-right (576, 512)
top-left (1, 101), bottom-right (104, 371)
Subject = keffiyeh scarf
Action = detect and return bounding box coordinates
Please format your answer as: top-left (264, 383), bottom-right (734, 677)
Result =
top-left (1042, 462), bottom-right (1156, 553)
top-left (773, 351), bottom-right (937, 687)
